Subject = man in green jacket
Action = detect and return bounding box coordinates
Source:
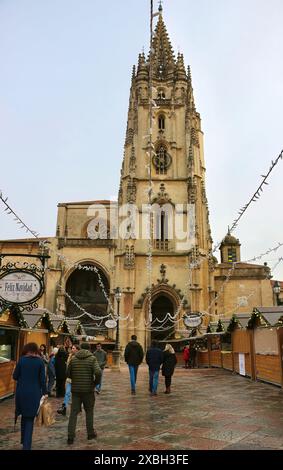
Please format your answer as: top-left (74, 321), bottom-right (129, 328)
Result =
top-left (67, 342), bottom-right (101, 445)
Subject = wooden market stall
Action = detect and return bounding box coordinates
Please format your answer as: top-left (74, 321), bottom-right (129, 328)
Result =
top-left (205, 321), bottom-right (223, 368)
top-left (230, 313), bottom-right (255, 379)
top-left (20, 308), bottom-right (54, 352)
top-left (251, 307), bottom-right (283, 387)
top-left (0, 307), bottom-right (26, 399)
top-left (187, 335), bottom-right (208, 368)
top-left (220, 319), bottom-right (233, 371)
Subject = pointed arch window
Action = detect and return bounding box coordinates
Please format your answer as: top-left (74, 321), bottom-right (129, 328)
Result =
top-left (157, 89), bottom-right (166, 100)
top-left (154, 207), bottom-right (170, 251)
top-left (158, 114), bottom-right (165, 131)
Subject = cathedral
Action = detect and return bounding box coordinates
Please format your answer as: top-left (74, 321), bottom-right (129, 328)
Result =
top-left (0, 5), bottom-right (275, 350)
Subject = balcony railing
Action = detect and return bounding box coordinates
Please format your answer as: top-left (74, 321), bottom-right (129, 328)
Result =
top-left (154, 240), bottom-right (170, 251)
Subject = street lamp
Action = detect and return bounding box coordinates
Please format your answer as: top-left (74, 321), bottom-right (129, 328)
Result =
top-left (112, 287), bottom-right (122, 371)
top-left (273, 281), bottom-right (283, 306)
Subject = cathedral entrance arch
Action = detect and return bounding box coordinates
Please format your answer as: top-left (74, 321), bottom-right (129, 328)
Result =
top-left (65, 263), bottom-right (109, 336)
top-left (151, 295), bottom-right (175, 342)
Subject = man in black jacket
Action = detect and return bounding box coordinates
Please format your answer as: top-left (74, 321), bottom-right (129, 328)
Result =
top-left (124, 335), bottom-right (144, 395)
top-left (146, 340), bottom-right (163, 396)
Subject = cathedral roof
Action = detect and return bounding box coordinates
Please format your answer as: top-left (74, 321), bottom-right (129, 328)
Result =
top-left (57, 200), bottom-right (113, 207)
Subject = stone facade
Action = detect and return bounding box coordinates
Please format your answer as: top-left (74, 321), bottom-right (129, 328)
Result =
top-left (0, 9), bottom-right (276, 350)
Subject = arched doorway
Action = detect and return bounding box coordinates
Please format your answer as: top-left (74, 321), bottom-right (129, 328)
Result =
top-left (65, 264), bottom-right (109, 336)
top-left (151, 295), bottom-right (175, 341)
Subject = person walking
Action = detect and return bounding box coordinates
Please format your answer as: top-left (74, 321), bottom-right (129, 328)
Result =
top-left (47, 347), bottom-right (58, 397)
top-left (183, 345), bottom-right (190, 369)
top-left (93, 343), bottom-right (107, 394)
top-left (54, 346), bottom-right (68, 398)
top-left (161, 344), bottom-right (177, 394)
top-left (39, 344), bottom-right (49, 367)
top-left (57, 344), bottom-right (80, 415)
top-left (67, 342), bottom-right (101, 445)
top-left (124, 335), bottom-right (144, 395)
top-left (13, 342), bottom-right (47, 450)
top-left (146, 340), bottom-right (163, 396)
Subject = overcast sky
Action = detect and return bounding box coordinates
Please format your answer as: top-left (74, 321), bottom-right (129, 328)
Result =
top-left (0, 0), bottom-right (282, 280)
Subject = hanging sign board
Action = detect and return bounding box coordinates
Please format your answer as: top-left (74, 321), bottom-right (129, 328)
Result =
top-left (183, 313), bottom-right (203, 329)
top-left (105, 319), bottom-right (117, 329)
top-left (0, 271), bottom-right (42, 305)
top-left (239, 353), bottom-right (246, 376)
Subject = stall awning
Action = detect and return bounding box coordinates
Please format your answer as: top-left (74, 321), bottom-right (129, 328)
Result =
top-left (65, 319), bottom-right (85, 335)
top-left (49, 314), bottom-right (66, 332)
top-left (21, 308), bottom-right (55, 332)
top-left (254, 307), bottom-right (283, 326)
top-left (234, 313), bottom-right (251, 329)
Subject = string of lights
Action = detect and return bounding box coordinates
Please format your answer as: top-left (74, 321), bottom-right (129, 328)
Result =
top-left (2, 185), bottom-right (283, 331)
top-left (212, 149), bottom-right (283, 253)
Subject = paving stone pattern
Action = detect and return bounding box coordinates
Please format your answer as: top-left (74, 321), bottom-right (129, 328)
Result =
top-left (0, 366), bottom-right (283, 450)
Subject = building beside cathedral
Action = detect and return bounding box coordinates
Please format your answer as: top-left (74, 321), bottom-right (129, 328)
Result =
top-left (0, 6), bottom-right (276, 350)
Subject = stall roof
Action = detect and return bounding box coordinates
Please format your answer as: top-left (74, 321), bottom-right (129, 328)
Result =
top-left (206, 319), bottom-right (230, 334)
top-left (21, 308), bottom-right (54, 331)
top-left (49, 314), bottom-right (66, 332)
top-left (158, 338), bottom-right (189, 343)
top-left (0, 306), bottom-right (27, 328)
top-left (65, 319), bottom-right (85, 335)
top-left (254, 307), bottom-right (283, 326)
top-left (234, 313), bottom-right (251, 329)
top-left (222, 319), bottom-right (231, 329)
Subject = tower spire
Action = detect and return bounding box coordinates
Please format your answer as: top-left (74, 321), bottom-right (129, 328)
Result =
top-left (150, 11), bottom-right (175, 79)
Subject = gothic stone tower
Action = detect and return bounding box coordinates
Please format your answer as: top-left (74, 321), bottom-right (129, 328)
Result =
top-left (115, 7), bottom-right (214, 349)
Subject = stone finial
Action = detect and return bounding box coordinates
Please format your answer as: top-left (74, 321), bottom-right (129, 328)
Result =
top-left (176, 52), bottom-right (186, 80)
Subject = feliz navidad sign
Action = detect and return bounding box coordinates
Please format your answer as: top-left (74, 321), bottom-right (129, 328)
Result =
top-left (0, 271), bottom-right (42, 305)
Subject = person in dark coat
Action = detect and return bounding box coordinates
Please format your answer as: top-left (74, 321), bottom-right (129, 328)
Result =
top-left (47, 347), bottom-right (58, 396)
top-left (54, 346), bottom-right (68, 397)
top-left (146, 340), bottom-right (163, 396)
top-left (13, 342), bottom-right (47, 450)
top-left (124, 335), bottom-right (144, 394)
top-left (161, 344), bottom-right (177, 394)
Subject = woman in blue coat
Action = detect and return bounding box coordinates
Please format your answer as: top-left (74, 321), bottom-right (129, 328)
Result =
top-left (13, 342), bottom-right (47, 450)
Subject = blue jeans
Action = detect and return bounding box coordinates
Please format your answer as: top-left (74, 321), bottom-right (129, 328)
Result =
top-left (21, 417), bottom-right (34, 450)
top-left (149, 369), bottom-right (159, 394)
top-left (64, 382), bottom-right (72, 407)
top-left (96, 369), bottom-right (104, 392)
top-left (128, 365), bottom-right (138, 391)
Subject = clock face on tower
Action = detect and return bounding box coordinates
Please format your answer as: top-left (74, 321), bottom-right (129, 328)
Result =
top-left (152, 145), bottom-right (172, 174)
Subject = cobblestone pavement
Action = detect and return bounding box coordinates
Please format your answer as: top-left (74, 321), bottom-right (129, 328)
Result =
top-left (1, 366), bottom-right (283, 450)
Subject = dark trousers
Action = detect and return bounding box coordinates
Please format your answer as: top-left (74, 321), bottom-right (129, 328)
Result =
top-left (21, 417), bottom-right (34, 450)
top-left (165, 375), bottom-right (172, 388)
top-left (56, 379), bottom-right (66, 397)
top-left (68, 392), bottom-right (95, 439)
top-left (47, 375), bottom-right (55, 394)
